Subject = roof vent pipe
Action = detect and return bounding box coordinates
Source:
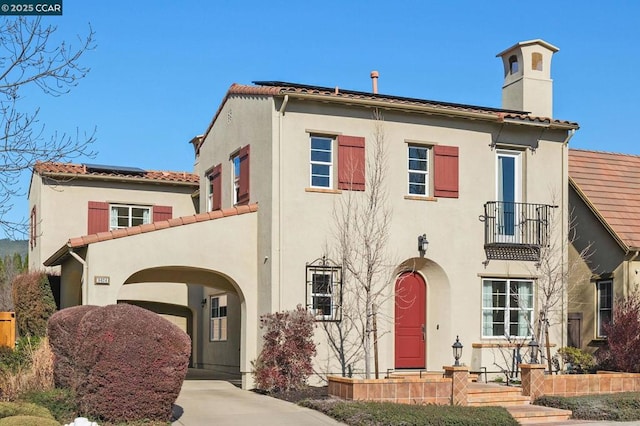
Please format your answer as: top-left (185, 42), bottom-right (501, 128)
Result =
top-left (370, 71), bottom-right (379, 94)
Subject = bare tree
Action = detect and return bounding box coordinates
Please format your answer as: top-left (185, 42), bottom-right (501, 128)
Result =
top-left (325, 110), bottom-right (393, 378)
top-left (0, 17), bottom-right (96, 237)
top-left (0, 253), bottom-right (26, 311)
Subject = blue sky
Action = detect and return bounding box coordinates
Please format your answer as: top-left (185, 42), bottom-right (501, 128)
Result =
top-left (7, 1), bottom-right (640, 237)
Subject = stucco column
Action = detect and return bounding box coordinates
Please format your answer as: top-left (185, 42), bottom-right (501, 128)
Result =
top-left (520, 364), bottom-right (546, 402)
top-left (443, 365), bottom-right (469, 406)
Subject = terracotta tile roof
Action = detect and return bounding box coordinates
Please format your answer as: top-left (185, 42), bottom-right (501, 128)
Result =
top-left (569, 149), bottom-right (640, 250)
top-left (43, 204), bottom-right (258, 266)
top-left (34, 162), bottom-right (199, 185)
top-left (200, 81), bottom-right (579, 148)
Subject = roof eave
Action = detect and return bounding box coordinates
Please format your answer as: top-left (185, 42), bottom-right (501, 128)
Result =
top-left (39, 172), bottom-right (199, 187)
top-left (43, 243), bottom-right (76, 267)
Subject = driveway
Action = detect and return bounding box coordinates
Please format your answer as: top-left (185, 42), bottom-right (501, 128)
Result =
top-left (171, 380), bottom-right (344, 426)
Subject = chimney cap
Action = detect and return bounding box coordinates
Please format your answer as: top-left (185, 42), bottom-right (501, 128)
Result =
top-left (370, 70), bottom-right (379, 78)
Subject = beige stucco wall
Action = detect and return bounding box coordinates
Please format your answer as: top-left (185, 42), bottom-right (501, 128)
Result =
top-left (29, 176), bottom-right (197, 272)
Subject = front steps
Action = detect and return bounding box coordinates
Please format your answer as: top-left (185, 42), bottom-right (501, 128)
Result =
top-left (467, 383), bottom-right (572, 424)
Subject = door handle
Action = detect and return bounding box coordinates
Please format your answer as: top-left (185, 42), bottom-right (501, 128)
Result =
top-left (421, 324), bottom-right (425, 341)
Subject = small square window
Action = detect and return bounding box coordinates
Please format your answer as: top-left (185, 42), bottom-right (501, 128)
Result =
top-left (109, 205), bottom-right (151, 230)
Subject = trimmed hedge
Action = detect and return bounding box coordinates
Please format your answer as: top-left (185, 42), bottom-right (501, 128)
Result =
top-left (12, 272), bottom-right (56, 337)
top-left (47, 306), bottom-right (99, 388)
top-left (0, 402), bottom-right (55, 420)
top-left (72, 304), bottom-right (190, 422)
top-left (0, 415), bottom-right (60, 425)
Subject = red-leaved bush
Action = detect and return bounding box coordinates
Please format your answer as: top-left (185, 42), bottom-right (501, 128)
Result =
top-left (47, 305), bottom-right (99, 388)
top-left (48, 304), bottom-right (191, 422)
top-left (599, 291), bottom-right (640, 372)
top-left (252, 305), bottom-right (316, 393)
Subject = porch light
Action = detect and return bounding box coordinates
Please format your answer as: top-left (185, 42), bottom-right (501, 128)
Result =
top-left (452, 335), bottom-right (463, 366)
top-left (418, 234), bottom-right (428, 254)
top-left (528, 338), bottom-right (539, 364)
top-left (201, 298), bottom-right (207, 308)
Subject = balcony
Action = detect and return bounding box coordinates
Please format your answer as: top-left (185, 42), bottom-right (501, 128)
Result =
top-left (482, 201), bottom-right (555, 263)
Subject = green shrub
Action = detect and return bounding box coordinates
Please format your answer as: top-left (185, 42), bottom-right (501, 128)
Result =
top-left (0, 402), bottom-right (54, 420)
top-left (12, 272), bottom-right (56, 338)
top-left (301, 400), bottom-right (518, 425)
top-left (0, 415), bottom-right (59, 425)
top-left (20, 389), bottom-right (76, 423)
top-left (557, 347), bottom-right (596, 373)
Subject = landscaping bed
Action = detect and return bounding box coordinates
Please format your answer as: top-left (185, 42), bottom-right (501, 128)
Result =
top-left (535, 392), bottom-right (640, 421)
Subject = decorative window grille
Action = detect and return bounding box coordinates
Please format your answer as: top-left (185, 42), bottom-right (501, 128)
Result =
top-left (306, 256), bottom-right (342, 322)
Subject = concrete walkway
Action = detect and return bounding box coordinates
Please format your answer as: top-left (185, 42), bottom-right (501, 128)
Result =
top-left (171, 380), bottom-right (344, 426)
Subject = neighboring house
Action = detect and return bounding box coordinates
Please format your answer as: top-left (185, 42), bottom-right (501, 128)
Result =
top-left (28, 162), bottom-right (198, 322)
top-left (35, 39), bottom-right (579, 389)
top-left (568, 149), bottom-right (640, 352)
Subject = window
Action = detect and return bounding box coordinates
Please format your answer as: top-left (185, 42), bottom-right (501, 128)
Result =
top-left (509, 55), bottom-right (519, 74)
top-left (482, 279), bottom-right (533, 338)
top-left (207, 164), bottom-right (222, 211)
top-left (29, 206), bottom-right (37, 249)
top-left (210, 294), bottom-right (228, 341)
top-left (597, 280), bottom-right (612, 338)
top-left (408, 145), bottom-right (429, 195)
top-left (310, 136), bottom-right (333, 188)
top-left (406, 144), bottom-right (459, 198)
top-left (110, 205), bottom-right (151, 230)
top-left (306, 256), bottom-right (342, 321)
top-left (231, 145), bottom-right (250, 205)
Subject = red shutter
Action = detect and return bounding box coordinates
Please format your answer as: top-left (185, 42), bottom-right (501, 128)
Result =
top-left (433, 145), bottom-right (459, 198)
top-left (88, 201), bottom-right (109, 234)
top-left (237, 145), bottom-right (250, 205)
top-left (211, 163), bottom-right (222, 211)
top-left (153, 205), bottom-right (173, 222)
top-left (338, 135), bottom-right (365, 191)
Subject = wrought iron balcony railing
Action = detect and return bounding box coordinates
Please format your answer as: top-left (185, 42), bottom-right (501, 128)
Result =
top-left (482, 201), bottom-right (555, 262)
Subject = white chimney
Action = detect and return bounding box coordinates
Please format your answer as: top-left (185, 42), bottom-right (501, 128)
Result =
top-left (496, 39), bottom-right (559, 117)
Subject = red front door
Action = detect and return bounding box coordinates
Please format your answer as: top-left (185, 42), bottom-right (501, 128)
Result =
top-left (395, 272), bottom-right (426, 369)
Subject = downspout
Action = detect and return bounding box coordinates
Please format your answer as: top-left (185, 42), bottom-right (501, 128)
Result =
top-left (625, 250), bottom-right (639, 298)
top-left (68, 247), bottom-right (88, 305)
top-left (560, 129), bottom-right (575, 348)
top-left (277, 95), bottom-right (289, 311)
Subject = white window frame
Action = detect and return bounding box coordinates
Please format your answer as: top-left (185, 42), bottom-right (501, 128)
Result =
top-left (482, 278), bottom-right (533, 339)
top-left (311, 272), bottom-right (333, 320)
top-left (232, 155), bottom-right (240, 205)
top-left (597, 280), bottom-right (613, 338)
top-left (495, 150), bottom-right (522, 242)
top-left (210, 294), bottom-right (228, 342)
top-left (206, 171), bottom-right (214, 212)
top-left (109, 204), bottom-right (151, 230)
top-left (310, 136), bottom-right (334, 189)
top-left (408, 145), bottom-right (430, 196)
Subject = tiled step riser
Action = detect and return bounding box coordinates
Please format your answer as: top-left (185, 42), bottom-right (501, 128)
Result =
top-left (467, 391), bottom-right (525, 399)
top-left (517, 416), bottom-right (572, 424)
top-left (469, 400), bottom-right (531, 407)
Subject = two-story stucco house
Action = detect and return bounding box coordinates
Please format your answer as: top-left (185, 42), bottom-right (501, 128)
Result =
top-left (34, 40), bottom-right (578, 389)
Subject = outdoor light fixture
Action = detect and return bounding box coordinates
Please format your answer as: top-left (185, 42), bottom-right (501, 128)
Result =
top-left (452, 335), bottom-right (463, 366)
top-left (418, 234), bottom-right (428, 253)
top-left (528, 338), bottom-right (539, 364)
top-left (201, 298), bottom-right (207, 309)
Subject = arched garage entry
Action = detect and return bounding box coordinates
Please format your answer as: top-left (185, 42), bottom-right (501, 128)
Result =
top-left (118, 266), bottom-right (247, 382)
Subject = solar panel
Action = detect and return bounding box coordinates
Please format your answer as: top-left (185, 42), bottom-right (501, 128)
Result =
top-left (83, 163), bottom-right (146, 175)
